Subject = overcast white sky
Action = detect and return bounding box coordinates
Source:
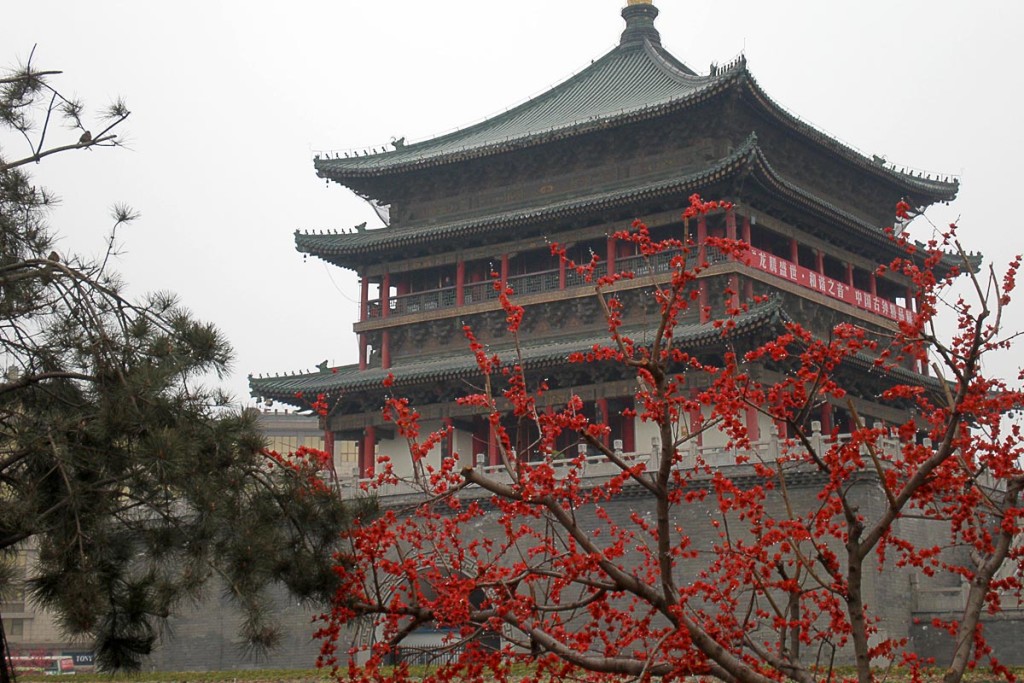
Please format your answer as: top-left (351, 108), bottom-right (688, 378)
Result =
top-left (2, 1), bottom-right (1023, 405)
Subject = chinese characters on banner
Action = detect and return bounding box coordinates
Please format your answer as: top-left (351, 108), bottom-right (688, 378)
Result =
top-left (742, 247), bottom-right (915, 324)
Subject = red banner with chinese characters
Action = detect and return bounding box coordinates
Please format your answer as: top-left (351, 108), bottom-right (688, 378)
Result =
top-left (742, 247), bottom-right (915, 324)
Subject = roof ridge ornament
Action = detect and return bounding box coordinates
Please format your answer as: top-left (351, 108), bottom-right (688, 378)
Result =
top-left (621, 0), bottom-right (660, 47)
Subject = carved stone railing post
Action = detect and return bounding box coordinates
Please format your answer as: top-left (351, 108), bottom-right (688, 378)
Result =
top-left (649, 436), bottom-right (660, 472)
top-left (769, 424), bottom-right (780, 461)
top-left (811, 420), bottom-right (823, 457)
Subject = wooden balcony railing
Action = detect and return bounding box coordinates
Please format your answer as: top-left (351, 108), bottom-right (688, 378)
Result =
top-left (364, 248), bottom-right (725, 321)
top-left (362, 243), bottom-right (909, 328)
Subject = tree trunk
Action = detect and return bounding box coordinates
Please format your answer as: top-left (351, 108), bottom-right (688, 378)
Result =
top-left (0, 614), bottom-right (15, 683)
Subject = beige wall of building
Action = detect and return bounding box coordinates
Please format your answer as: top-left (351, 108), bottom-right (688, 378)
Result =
top-left (3, 542), bottom-right (94, 671)
top-left (258, 409), bottom-right (357, 477)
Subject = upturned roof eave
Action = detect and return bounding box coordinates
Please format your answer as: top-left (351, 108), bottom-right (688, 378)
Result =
top-left (248, 297), bottom-right (945, 409)
top-left (314, 59), bottom-right (956, 204)
top-left (297, 135), bottom-right (765, 261)
top-left (747, 152), bottom-right (975, 275)
top-left (248, 299), bottom-right (788, 406)
top-left (299, 139), bottom-right (973, 277)
top-left (738, 75), bottom-right (959, 203)
top-left (297, 136), bottom-right (914, 263)
top-left (313, 39), bottom-right (737, 181)
top-left (312, 87), bottom-right (732, 181)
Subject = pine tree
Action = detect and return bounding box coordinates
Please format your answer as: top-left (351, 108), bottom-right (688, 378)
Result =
top-left (0, 50), bottom-right (364, 673)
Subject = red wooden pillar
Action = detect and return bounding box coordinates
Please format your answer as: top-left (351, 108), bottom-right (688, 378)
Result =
top-left (488, 418), bottom-right (500, 467)
top-left (728, 274), bottom-right (740, 313)
top-left (727, 212), bottom-right (741, 312)
top-left (846, 263), bottom-right (855, 288)
top-left (359, 277), bottom-right (370, 322)
top-left (821, 402), bottom-right (834, 435)
top-left (789, 238), bottom-right (799, 266)
top-left (544, 405), bottom-right (556, 456)
top-left (456, 260), bottom-right (466, 306)
top-left (323, 429), bottom-right (335, 469)
top-left (361, 425), bottom-right (376, 478)
top-left (357, 277), bottom-right (370, 377)
top-left (917, 290), bottom-right (928, 376)
top-left (697, 215), bottom-right (708, 262)
top-left (380, 270), bottom-right (392, 371)
top-left (742, 216), bottom-right (754, 301)
top-left (697, 215), bottom-right (709, 323)
top-left (622, 404), bottom-right (636, 453)
top-left (815, 250), bottom-right (825, 275)
top-left (689, 389), bottom-right (704, 447)
top-left (559, 257), bottom-right (567, 290)
top-left (501, 254), bottom-right (510, 286)
top-left (774, 399), bottom-right (788, 440)
top-left (699, 288), bottom-right (710, 322)
top-left (745, 404), bottom-right (760, 443)
top-left (869, 273), bottom-right (878, 297)
top-left (606, 236), bottom-right (616, 276)
top-left (726, 208), bottom-right (737, 241)
top-left (443, 417), bottom-right (454, 460)
top-left (596, 398), bottom-right (610, 446)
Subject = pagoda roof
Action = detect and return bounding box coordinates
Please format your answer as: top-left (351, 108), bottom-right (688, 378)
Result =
top-left (315, 37), bottom-right (713, 177)
top-left (313, 4), bottom-right (956, 202)
top-left (298, 134), bottom-right (974, 272)
top-left (300, 134), bottom-right (763, 262)
top-left (249, 297), bottom-right (945, 410)
top-left (249, 297), bottom-right (788, 408)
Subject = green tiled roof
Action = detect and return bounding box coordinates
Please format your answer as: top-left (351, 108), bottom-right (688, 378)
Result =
top-left (248, 295), bottom-right (946, 410)
top-left (248, 298), bottom-right (787, 407)
top-left (299, 135), bottom-right (970, 272)
top-left (742, 144), bottom-right (976, 273)
top-left (314, 34), bottom-right (717, 178)
top-left (312, 5), bottom-right (956, 202)
top-left (298, 135), bottom-right (762, 260)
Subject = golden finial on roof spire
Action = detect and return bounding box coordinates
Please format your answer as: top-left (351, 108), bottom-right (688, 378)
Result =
top-left (627, 0), bottom-right (654, 4)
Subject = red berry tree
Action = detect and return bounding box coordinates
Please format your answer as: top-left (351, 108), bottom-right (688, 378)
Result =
top-left (318, 196), bottom-right (1023, 683)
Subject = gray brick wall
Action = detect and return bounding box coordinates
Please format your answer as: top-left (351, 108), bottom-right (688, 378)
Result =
top-left (148, 584), bottom-right (327, 672)
top-left (144, 470), bottom-right (1021, 672)
top-left (910, 611), bottom-right (1024, 667)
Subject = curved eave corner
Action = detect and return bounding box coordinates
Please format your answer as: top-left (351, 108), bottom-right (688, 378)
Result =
top-left (295, 134), bottom-right (762, 263)
top-left (249, 369), bottom-right (350, 411)
top-left (750, 156), bottom-right (971, 276)
top-left (309, 38), bottom-right (745, 184)
top-left (294, 229), bottom-right (353, 269)
top-left (738, 75), bottom-right (959, 203)
top-left (297, 135), bottom-right (968, 280)
top-left (313, 79), bottom-right (740, 185)
top-left (247, 298), bottom-right (787, 407)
